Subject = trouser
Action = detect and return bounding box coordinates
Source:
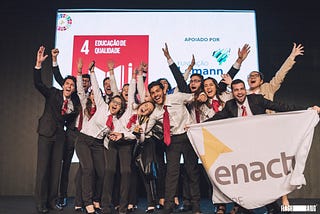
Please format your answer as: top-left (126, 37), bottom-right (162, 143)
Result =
top-left (163, 133), bottom-right (201, 213)
top-left (136, 137), bottom-right (158, 207)
top-left (155, 139), bottom-right (166, 200)
top-left (101, 140), bottom-right (134, 213)
top-left (34, 128), bottom-right (65, 207)
top-left (59, 128), bottom-right (79, 198)
top-left (75, 133), bottom-right (105, 207)
top-left (74, 165), bottom-right (83, 207)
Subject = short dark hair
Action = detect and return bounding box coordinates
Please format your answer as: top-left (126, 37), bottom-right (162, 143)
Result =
top-left (190, 73), bottom-right (204, 81)
top-left (63, 75), bottom-right (77, 91)
top-left (231, 79), bottom-right (245, 90)
top-left (148, 81), bottom-right (164, 92)
top-left (248, 71), bottom-right (264, 81)
top-left (82, 73), bottom-right (90, 80)
top-left (157, 78), bottom-right (172, 91)
top-left (103, 76), bottom-right (110, 84)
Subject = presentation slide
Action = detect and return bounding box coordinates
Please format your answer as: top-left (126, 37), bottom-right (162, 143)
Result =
top-left (54, 9), bottom-right (259, 162)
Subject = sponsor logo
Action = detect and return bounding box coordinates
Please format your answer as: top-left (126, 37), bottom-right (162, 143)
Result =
top-left (212, 48), bottom-right (230, 65)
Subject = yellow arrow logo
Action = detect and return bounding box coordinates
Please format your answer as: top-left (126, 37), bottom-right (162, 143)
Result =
top-left (200, 128), bottom-right (233, 171)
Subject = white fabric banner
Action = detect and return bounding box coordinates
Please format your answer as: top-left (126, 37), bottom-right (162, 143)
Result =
top-left (187, 110), bottom-right (319, 209)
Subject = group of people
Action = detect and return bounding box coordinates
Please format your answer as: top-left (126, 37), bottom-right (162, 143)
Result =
top-left (33, 42), bottom-right (320, 214)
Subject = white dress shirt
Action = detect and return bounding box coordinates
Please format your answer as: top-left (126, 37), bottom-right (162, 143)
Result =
top-left (146, 92), bottom-right (194, 136)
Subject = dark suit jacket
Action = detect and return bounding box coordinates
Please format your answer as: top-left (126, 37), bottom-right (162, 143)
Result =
top-left (34, 67), bottom-right (79, 137)
top-left (52, 66), bottom-right (81, 130)
top-left (206, 94), bottom-right (305, 121)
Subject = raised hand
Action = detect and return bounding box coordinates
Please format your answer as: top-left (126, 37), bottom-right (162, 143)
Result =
top-left (162, 43), bottom-right (171, 60)
top-left (237, 43), bottom-right (251, 64)
top-left (187, 54), bottom-right (195, 71)
top-left (89, 60), bottom-right (95, 73)
top-left (289, 43), bottom-right (304, 59)
top-left (220, 73), bottom-right (232, 85)
top-left (51, 48), bottom-right (59, 63)
top-left (77, 58), bottom-right (83, 75)
top-left (36, 46), bottom-right (48, 67)
top-left (107, 60), bottom-right (115, 75)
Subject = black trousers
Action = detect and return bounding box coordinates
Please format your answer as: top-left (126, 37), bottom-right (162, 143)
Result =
top-left (59, 128), bottom-right (79, 198)
top-left (75, 133), bottom-right (105, 207)
top-left (163, 133), bottom-right (200, 213)
top-left (155, 139), bottom-right (166, 200)
top-left (101, 140), bottom-right (134, 214)
top-left (34, 128), bottom-right (65, 207)
top-left (74, 165), bottom-right (83, 207)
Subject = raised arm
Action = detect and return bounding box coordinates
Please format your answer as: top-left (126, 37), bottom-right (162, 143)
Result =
top-left (76, 58), bottom-right (87, 105)
top-left (107, 60), bottom-right (120, 96)
top-left (136, 62), bottom-right (147, 102)
top-left (162, 43), bottom-right (190, 93)
top-left (89, 61), bottom-right (105, 107)
top-left (51, 48), bottom-right (64, 87)
top-left (267, 43), bottom-right (304, 92)
top-left (219, 44), bottom-right (251, 91)
top-left (34, 46), bottom-right (50, 97)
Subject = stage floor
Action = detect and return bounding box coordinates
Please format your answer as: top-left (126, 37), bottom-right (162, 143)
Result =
top-left (0, 196), bottom-right (318, 214)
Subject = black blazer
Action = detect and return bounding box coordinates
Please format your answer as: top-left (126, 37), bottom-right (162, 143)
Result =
top-left (34, 68), bottom-right (79, 137)
top-left (52, 66), bottom-right (81, 130)
top-left (206, 94), bottom-right (305, 121)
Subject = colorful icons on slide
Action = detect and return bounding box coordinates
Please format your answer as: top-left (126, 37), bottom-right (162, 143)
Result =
top-left (57, 14), bottom-right (72, 31)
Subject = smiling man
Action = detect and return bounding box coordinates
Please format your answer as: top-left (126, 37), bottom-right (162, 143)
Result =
top-left (247, 42), bottom-right (304, 102)
top-left (145, 81), bottom-right (202, 214)
top-left (33, 46), bottom-right (80, 213)
top-left (205, 78), bottom-right (320, 213)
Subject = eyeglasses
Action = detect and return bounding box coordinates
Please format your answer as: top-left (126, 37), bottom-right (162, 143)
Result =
top-left (247, 73), bottom-right (260, 79)
top-left (111, 100), bottom-right (122, 106)
top-left (190, 79), bottom-right (202, 83)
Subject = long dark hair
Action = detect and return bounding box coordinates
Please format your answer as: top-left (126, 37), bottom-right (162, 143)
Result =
top-left (203, 77), bottom-right (223, 103)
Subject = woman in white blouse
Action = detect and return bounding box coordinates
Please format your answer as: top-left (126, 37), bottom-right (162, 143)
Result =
top-left (75, 59), bottom-right (127, 214)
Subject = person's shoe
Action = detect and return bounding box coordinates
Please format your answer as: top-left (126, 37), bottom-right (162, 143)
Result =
top-left (48, 202), bottom-right (63, 211)
top-left (75, 206), bottom-right (84, 212)
top-left (58, 197), bottom-right (67, 207)
top-left (145, 207), bottom-right (155, 213)
top-left (127, 205), bottom-right (137, 212)
top-left (178, 204), bottom-right (192, 212)
top-left (36, 205), bottom-right (49, 213)
top-left (95, 207), bottom-right (103, 214)
top-left (157, 204), bottom-right (164, 210)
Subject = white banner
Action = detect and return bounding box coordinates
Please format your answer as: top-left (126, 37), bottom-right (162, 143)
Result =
top-left (187, 110), bottom-right (319, 209)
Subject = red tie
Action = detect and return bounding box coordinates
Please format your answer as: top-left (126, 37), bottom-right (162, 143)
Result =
top-left (212, 99), bottom-right (220, 113)
top-left (241, 105), bottom-right (247, 117)
top-left (106, 114), bottom-right (114, 131)
top-left (127, 114), bottom-right (138, 129)
top-left (61, 99), bottom-right (68, 115)
top-left (195, 109), bottom-right (200, 123)
top-left (163, 105), bottom-right (171, 146)
top-left (90, 106), bottom-right (96, 118)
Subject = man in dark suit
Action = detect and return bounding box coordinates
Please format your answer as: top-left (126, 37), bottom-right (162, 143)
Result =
top-left (50, 48), bottom-right (84, 208)
top-left (206, 78), bottom-right (320, 214)
top-left (33, 46), bottom-right (80, 213)
top-left (207, 79), bottom-right (320, 121)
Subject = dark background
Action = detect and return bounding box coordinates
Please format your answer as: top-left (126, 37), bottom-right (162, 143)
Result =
top-left (0, 0), bottom-right (319, 199)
